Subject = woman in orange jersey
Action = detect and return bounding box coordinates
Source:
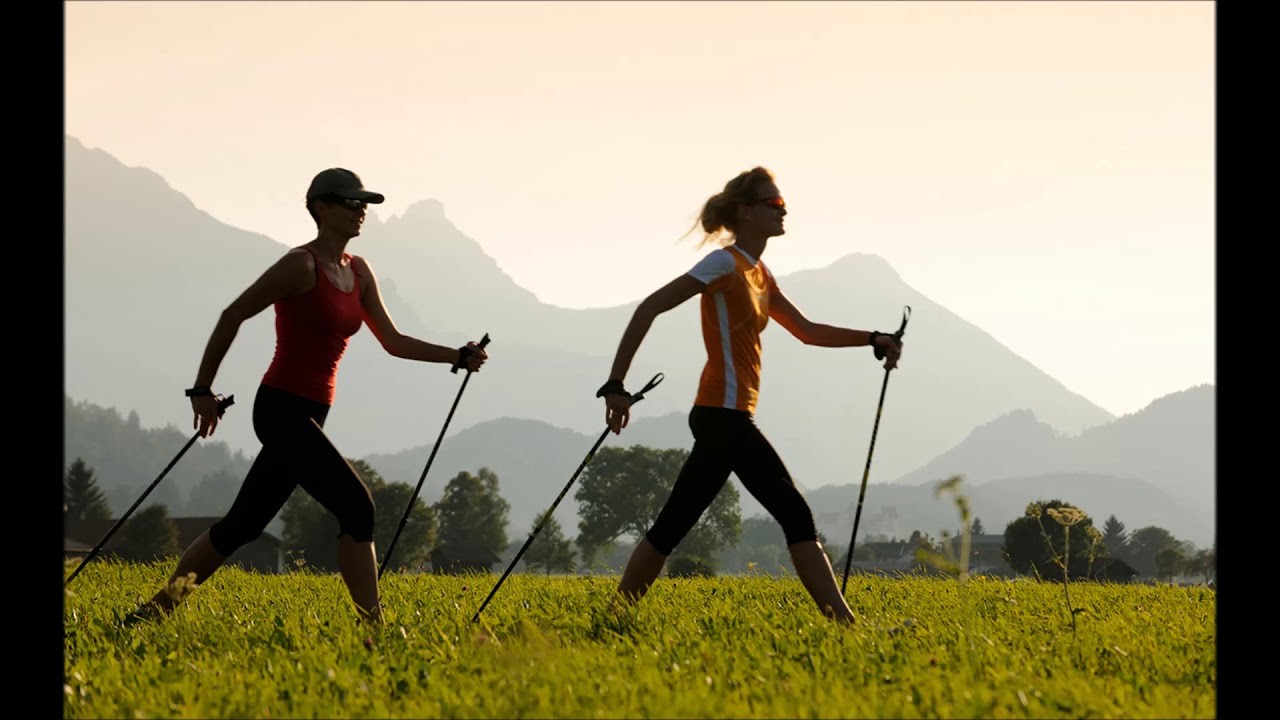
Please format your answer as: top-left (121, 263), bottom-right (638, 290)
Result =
top-left (129, 168), bottom-right (488, 625)
top-left (596, 166), bottom-right (901, 623)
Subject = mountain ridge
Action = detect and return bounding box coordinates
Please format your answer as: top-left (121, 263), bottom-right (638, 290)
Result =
top-left (66, 134), bottom-right (1126, 519)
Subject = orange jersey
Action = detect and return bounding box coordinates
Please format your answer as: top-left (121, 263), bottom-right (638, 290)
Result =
top-left (687, 246), bottom-right (778, 413)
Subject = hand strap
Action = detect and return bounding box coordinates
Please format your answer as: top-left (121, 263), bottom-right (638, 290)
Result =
top-left (870, 306), bottom-right (912, 360)
top-left (451, 333), bottom-right (491, 374)
top-left (595, 378), bottom-right (630, 399)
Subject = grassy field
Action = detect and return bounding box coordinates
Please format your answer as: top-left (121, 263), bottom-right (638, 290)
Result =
top-left (63, 560), bottom-right (1216, 719)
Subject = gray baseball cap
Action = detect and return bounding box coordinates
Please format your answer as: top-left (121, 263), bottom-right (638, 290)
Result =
top-left (306, 168), bottom-right (385, 204)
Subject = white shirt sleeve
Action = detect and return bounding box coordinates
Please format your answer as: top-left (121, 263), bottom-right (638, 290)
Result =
top-left (686, 249), bottom-right (736, 284)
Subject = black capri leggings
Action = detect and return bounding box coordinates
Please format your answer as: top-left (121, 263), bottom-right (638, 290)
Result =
top-left (645, 405), bottom-right (819, 555)
top-left (208, 384), bottom-right (375, 557)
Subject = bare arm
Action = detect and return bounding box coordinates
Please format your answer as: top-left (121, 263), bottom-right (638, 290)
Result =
top-left (353, 256), bottom-right (475, 366)
top-left (192, 249), bottom-right (312, 388)
top-left (189, 249), bottom-right (311, 436)
top-left (607, 273), bottom-right (706, 383)
top-left (767, 288), bottom-right (875, 347)
top-left (601, 273), bottom-right (704, 434)
top-left (768, 287), bottom-right (902, 369)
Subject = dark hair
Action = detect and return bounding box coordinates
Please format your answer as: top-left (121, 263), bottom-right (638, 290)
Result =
top-left (306, 194), bottom-right (340, 228)
top-left (683, 166), bottom-right (777, 248)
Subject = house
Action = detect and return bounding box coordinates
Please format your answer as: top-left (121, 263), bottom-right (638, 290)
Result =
top-left (856, 541), bottom-right (911, 562)
top-left (64, 516), bottom-right (282, 574)
top-left (64, 536), bottom-right (93, 560)
top-left (937, 533), bottom-right (1010, 572)
top-left (430, 544), bottom-right (501, 575)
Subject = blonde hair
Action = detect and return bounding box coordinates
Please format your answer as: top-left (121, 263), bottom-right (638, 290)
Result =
top-left (683, 166), bottom-right (777, 249)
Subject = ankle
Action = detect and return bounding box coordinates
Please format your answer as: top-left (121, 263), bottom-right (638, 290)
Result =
top-left (147, 592), bottom-right (177, 613)
top-left (357, 603), bottom-right (384, 625)
top-left (613, 587), bottom-right (645, 607)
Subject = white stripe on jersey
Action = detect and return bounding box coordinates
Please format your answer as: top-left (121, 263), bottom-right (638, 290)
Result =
top-left (713, 291), bottom-right (737, 408)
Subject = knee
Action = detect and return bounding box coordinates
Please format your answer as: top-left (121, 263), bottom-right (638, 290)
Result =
top-left (208, 519), bottom-right (261, 556)
top-left (778, 502), bottom-right (819, 547)
top-left (643, 529), bottom-right (678, 557)
top-left (338, 493), bottom-right (376, 544)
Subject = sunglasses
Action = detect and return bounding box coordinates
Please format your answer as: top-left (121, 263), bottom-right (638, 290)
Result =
top-left (754, 197), bottom-right (786, 211)
top-left (317, 195), bottom-right (367, 211)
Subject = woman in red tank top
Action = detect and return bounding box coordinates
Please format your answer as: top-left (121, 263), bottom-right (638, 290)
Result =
top-left (130, 168), bottom-right (488, 625)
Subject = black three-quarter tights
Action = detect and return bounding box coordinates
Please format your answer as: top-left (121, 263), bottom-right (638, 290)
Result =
top-left (645, 405), bottom-right (819, 555)
top-left (208, 384), bottom-right (375, 556)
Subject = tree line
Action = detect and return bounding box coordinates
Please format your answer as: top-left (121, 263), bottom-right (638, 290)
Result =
top-left (62, 445), bottom-right (746, 575)
top-left (65, 449), bottom-right (1214, 584)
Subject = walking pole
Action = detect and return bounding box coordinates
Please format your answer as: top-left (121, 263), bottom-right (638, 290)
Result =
top-left (841, 305), bottom-right (911, 594)
top-left (66, 394), bottom-right (236, 586)
top-left (379, 334), bottom-right (490, 579)
top-left (471, 372), bottom-right (665, 623)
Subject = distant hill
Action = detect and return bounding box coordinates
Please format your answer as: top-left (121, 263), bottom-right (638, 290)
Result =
top-left (63, 395), bottom-right (264, 529)
top-left (362, 411), bottom-right (709, 531)
top-left (893, 384), bottom-right (1214, 513)
top-left (801, 385), bottom-right (1214, 548)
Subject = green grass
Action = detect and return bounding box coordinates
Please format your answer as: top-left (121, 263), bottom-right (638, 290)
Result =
top-left (63, 560), bottom-right (1216, 719)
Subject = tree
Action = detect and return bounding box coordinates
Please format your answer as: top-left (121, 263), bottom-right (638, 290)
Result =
top-left (718, 515), bottom-right (787, 573)
top-left (1154, 545), bottom-right (1185, 581)
top-left (434, 468), bottom-right (510, 555)
top-left (970, 517), bottom-right (986, 536)
top-left (1178, 540), bottom-right (1198, 558)
top-left (574, 445), bottom-right (742, 571)
top-left (1192, 545), bottom-right (1215, 582)
top-left (65, 458), bottom-right (111, 524)
top-left (281, 458), bottom-right (437, 573)
top-left (908, 530), bottom-right (936, 554)
top-left (185, 468), bottom-right (241, 517)
top-left (817, 531), bottom-right (843, 568)
top-left (1001, 500), bottom-right (1100, 581)
top-left (755, 544), bottom-right (784, 572)
top-left (522, 508), bottom-right (576, 575)
top-left (1126, 526), bottom-right (1180, 578)
top-left (737, 516), bottom-right (788, 547)
top-left (116, 504), bottom-right (180, 562)
top-left (1182, 546), bottom-right (1214, 582)
top-left (373, 476), bottom-right (438, 574)
top-left (1101, 515), bottom-right (1128, 560)
top-left (105, 480), bottom-right (186, 520)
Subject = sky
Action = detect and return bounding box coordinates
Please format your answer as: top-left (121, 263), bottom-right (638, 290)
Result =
top-left (64, 1), bottom-right (1214, 419)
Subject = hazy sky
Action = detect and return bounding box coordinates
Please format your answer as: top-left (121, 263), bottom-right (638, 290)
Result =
top-left (64, 1), bottom-right (1213, 419)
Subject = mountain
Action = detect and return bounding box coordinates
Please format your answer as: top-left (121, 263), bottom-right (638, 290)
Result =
top-left (62, 395), bottom-right (274, 532)
top-left (892, 384), bottom-right (1214, 514)
top-left (365, 417), bottom-right (604, 532)
top-left (64, 135), bottom-right (1114, 507)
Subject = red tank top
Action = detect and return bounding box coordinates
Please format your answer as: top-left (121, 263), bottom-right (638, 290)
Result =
top-left (260, 247), bottom-right (365, 405)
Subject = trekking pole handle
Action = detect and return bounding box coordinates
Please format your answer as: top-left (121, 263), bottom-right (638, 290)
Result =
top-left (628, 373), bottom-right (664, 405)
top-left (873, 306), bottom-right (911, 361)
top-left (217, 394), bottom-right (235, 417)
top-left (451, 333), bottom-right (491, 374)
top-left (894, 305), bottom-right (911, 340)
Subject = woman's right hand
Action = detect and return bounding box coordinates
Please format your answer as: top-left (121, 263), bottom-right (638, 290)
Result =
top-left (192, 394), bottom-right (223, 438)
